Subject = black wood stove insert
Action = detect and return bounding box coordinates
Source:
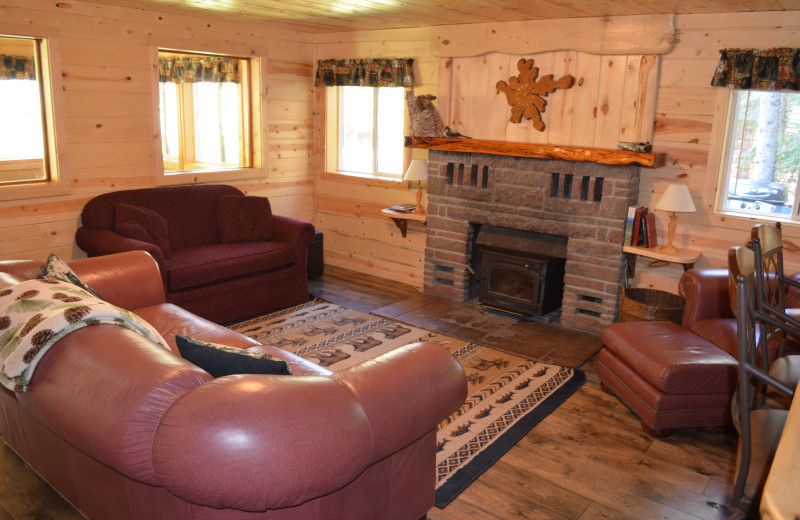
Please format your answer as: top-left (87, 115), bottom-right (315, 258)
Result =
top-left (471, 226), bottom-right (567, 317)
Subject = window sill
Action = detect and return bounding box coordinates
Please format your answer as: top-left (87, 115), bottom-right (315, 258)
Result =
top-left (320, 171), bottom-right (410, 189)
top-left (156, 167), bottom-right (267, 186)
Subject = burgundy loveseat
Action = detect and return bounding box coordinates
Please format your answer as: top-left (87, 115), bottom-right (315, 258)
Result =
top-left (0, 252), bottom-right (468, 520)
top-left (76, 185), bottom-right (314, 323)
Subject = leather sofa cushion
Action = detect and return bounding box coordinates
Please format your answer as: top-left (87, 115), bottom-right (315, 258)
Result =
top-left (165, 241), bottom-right (296, 292)
top-left (133, 302), bottom-right (260, 353)
top-left (115, 203), bottom-right (172, 257)
top-left (601, 320), bottom-right (738, 395)
top-left (217, 195), bottom-right (273, 243)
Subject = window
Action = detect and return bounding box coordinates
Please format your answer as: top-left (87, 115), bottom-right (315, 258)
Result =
top-left (0, 35), bottom-right (49, 185)
top-left (158, 51), bottom-right (251, 173)
top-left (327, 86), bottom-right (406, 178)
top-left (718, 90), bottom-right (800, 220)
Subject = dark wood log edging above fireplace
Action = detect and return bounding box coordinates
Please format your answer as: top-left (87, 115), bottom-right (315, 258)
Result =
top-left (404, 136), bottom-right (666, 168)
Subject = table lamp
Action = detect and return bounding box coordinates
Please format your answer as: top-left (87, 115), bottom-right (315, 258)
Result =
top-left (655, 183), bottom-right (696, 254)
top-left (404, 159), bottom-right (428, 214)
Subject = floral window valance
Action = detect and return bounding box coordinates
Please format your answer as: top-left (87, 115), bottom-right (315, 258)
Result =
top-left (158, 56), bottom-right (240, 84)
top-left (314, 58), bottom-right (414, 87)
top-left (1, 55), bottom-right (36, 80)
top-left (711, 48), bottom-right (800, 91)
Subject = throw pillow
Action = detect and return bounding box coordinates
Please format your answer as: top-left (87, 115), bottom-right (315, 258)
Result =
top-left (175, 335), bottom-right (291, 377)
top-left (41, 254), bottom-right (103, 300)
top-left (217, 195), bottom-right (273, 243)
top-left (114, 203), bottom-right (171, 258)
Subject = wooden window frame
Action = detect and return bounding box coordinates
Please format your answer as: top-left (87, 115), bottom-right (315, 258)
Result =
top-left (153, 48), bottom-right (266, 186)
top-left (0, 31), bottom-right (69, 202)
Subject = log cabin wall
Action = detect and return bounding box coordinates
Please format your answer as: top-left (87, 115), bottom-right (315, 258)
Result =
top-left (313, 11), bottom-right (800, 293)
top-left (0, 0), bottom-right (315, 263)
top-left (313, 28), bottom-right (437, 285)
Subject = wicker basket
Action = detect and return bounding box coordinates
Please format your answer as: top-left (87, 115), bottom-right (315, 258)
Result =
top-left (618, 285), bottom-right (686, 324)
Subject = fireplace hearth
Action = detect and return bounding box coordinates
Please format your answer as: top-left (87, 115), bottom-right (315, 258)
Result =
top-left (422, 150), bottom-right (640, 334)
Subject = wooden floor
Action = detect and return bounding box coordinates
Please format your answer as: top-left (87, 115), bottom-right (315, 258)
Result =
top-left (0, 266), bottom-right (742, 520)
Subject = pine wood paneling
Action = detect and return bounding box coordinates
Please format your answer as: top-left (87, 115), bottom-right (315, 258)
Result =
top-left (0, 0), bottom-right (313, 261)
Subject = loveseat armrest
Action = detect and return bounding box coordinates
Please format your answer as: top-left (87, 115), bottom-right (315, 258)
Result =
top-left (272, 215), bottom-right (315, 247)
top-left (152, 375), bottom-right (373, 511)
top-left (69, 251), bottom-right (166, 309)
top-left (76, 228), bottom-right (167, 276)
top-left (679, 268), bottom-right (734, 328)
top-left (332, 342), bottom-right (468, 463)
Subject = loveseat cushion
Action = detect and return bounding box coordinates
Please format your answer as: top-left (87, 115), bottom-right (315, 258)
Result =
top-left (165, 242), bottom-right (296, 292)
top-left (175, 335), bottom-right (291, 377)
top-left (115, 203), bottom-right (171, 257)
top-left (217, 195), bottom-right (273, 243)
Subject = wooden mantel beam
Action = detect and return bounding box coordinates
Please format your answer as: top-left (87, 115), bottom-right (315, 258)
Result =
top-left (404, 136), bottom-right (666, 169)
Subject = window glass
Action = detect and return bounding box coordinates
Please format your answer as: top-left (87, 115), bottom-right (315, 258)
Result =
top-left (0, 36), bottom-right (48, 184)
top-left (719, 90), bottom-right (800, 220)
top-left (336, 86), bottom-right (405, 177)
top-left (158, 51), bottom-right (250, 173)
top-left (376, 87), bottom-right (404, 176)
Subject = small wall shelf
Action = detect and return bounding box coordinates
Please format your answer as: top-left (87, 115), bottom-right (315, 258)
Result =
top-left (404, 136), bottom-right (666, 168)
top-left (623, 245), bottom-right (702, 279)
top-left (382, 208), bottom-right (427, 237)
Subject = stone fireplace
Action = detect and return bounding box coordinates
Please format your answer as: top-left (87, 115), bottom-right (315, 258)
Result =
top-left (423, 149), bottom-right (641, 334)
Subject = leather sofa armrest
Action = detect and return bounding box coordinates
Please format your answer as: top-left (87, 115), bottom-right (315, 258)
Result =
top-left (0, 260), bottom-right (45, 281)
top-left (679, 268), bottom-right (734, 328)
top-left (272, 215), bottom-right (315, 247)
top-left (332, 342), bottom-right (468, 463)
top-left (152, 375), bottom-right (373, 511)
top-left (69, 251), bottom-right (167, 309)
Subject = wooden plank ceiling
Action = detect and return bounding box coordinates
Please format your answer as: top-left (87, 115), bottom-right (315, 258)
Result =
top-left (83, 0), bottom-right (800, 32)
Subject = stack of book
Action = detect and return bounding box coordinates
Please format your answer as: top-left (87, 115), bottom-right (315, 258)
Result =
top-left (624, 204), bottom-right (658, 248)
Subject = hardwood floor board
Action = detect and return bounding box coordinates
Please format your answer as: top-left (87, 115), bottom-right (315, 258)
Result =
top-left (481, 456), bottom-right (593, 519)
top-left (499, 440), bottom-right (705, 520)
top-left (452, 478), bottom-right (573, 520)
top-left (370, 294), bottom-right (430, 318)
top-left (577, 502), bottom-right (640, 520)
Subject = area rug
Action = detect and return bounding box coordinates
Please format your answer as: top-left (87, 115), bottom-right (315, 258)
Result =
top-left (229, 299), bottom-right (585, 508)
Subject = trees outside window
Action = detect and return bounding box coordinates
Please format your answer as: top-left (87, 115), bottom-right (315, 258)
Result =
top-left (719, 90), bottom-right (800, 220)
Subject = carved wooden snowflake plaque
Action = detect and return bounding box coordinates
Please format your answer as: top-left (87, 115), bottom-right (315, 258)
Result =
top-left (496, 58), bottom-right (575, 132)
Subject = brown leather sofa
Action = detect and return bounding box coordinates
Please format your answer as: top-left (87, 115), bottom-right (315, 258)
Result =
top-left (76, 185), bottom-right (315, 324)
top-left (0, 252), bottom-right (468, 520)
top-left (599, 268), bottom-right (800, 435)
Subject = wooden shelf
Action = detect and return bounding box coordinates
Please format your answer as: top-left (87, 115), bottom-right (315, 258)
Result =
top-left (404, 136), bottom-right (666, 168)
top-left (623, 245), bottom-right (702, 279)
top-left (381, 208), bottom-right (427, 237)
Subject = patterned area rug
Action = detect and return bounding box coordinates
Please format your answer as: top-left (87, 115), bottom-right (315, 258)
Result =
top-left (229, 299), bottom-right (585, 508)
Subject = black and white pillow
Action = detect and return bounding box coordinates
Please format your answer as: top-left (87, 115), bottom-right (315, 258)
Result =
top-left (175, 335), bottom-right (292, 377)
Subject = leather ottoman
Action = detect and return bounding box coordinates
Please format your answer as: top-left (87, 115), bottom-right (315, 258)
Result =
top-left (598, 320), bottom-right (739, 435)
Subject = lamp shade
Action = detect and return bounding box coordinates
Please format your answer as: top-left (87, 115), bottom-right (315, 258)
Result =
top-left (403, 159), bottom-right (428, 182)
top-left (655, 184), bottom-right (696, 213)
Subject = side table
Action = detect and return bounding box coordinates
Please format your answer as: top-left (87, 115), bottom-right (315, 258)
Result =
top-left (381, 208), bottom-right (427, 238)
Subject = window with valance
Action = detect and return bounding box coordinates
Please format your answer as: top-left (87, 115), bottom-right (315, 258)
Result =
top-left (157, 51), bottom-right (250, 173)
top-left (317, 58), bottom-right (413, 179)
top-left (712, 48), bottom-right (800, 222)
